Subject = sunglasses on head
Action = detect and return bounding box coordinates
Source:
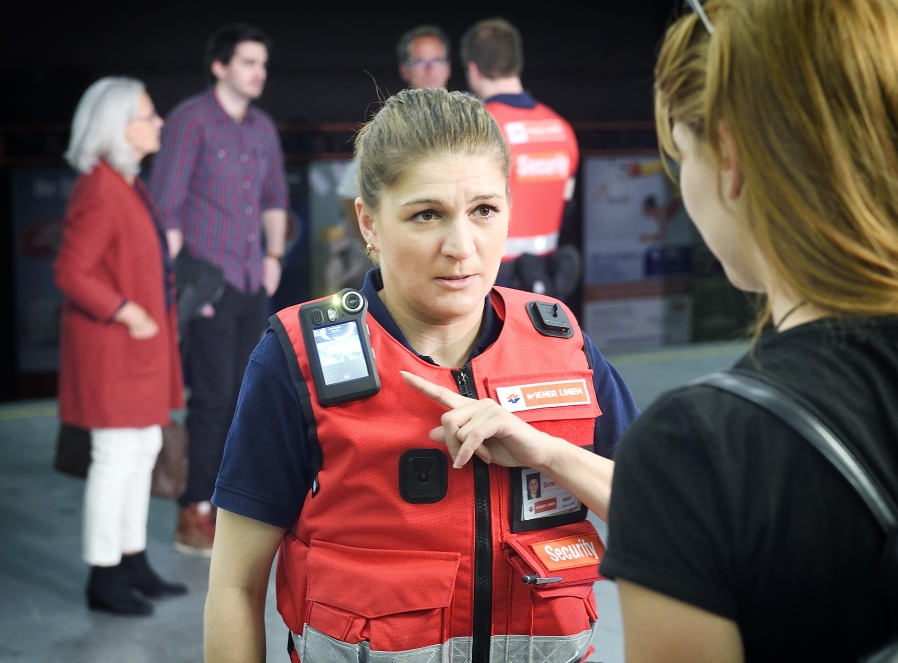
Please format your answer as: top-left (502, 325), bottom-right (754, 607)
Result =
top-left (684, 0), bottom-right (714, 34)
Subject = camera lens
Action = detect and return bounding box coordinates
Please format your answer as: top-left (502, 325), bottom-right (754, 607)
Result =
top-left (341, 291), bottom-right (363, 313)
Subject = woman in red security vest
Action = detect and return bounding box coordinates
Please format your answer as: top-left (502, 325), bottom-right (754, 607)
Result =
top-left (204, 88), bottom-right (639, 663)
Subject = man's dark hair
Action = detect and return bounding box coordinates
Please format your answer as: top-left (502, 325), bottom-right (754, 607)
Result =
top-left (460, 18), bottom-right (523, 79)
top-left (395, 24), bottom-right (450, 64)
top-left (205, 23), bottom-right (272, 74)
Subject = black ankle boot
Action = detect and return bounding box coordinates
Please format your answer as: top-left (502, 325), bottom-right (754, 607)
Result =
top-left (121, 551), bottom-right (188, 598)
top-left (86, 563), bottom-right (153, 615)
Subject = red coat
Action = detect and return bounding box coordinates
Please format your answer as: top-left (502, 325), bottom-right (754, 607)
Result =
top-left (55, 160), bottom-right (184, 429)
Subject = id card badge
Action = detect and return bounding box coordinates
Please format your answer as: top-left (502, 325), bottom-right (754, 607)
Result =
top-left (511, 466), bottom-right (587, 533)
top-left (521, 469), bottom-right (581, 521)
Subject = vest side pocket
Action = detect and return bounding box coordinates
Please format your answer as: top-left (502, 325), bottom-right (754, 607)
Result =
top-left (531, 583), bottom-right (598, 636)
top-left (305, 540), bottom-right (460, 654)
top-left (502, 519), bottom-right (603, 639)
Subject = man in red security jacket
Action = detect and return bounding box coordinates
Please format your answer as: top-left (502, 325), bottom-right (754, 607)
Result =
top-left (461, 18), bottom-right (580, 299)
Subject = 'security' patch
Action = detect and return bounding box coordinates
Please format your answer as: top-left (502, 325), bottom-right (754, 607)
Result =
top-left (514, 152), bottom-right (571, 182)
top-left (531, 532), bottom-right (604, 571)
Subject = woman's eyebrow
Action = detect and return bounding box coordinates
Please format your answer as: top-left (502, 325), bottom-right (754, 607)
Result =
top-left (468, 193), bottom-right (504, 203)
top-left (399, 192), bottom-right (503, 207)
top-left (400, 197), bottom-right (444, 207)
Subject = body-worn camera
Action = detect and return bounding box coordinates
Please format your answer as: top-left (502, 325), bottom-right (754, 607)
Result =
top-left (299, 289), bottom-right (381, 406)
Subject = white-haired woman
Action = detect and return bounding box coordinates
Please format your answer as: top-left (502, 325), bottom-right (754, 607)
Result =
top-left (55, 77), bottom-right (186, 615)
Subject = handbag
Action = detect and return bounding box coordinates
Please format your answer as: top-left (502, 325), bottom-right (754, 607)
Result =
top-left (175, 249), bottom-right (224, 342)
top-left (53, 421), bottom-right (189, 499)
top-left (53, 423), bottom-right (91, 477)
top-left (694, 371), bottom-right (898, 663)
top-left (151, 422), bottom-right (189, 499)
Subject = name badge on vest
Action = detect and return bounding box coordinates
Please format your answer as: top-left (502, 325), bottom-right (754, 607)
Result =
top-left (496, 379), bottom-right (590, 413)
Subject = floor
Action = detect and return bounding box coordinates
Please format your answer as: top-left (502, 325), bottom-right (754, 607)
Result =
top-left (0, 339), bottom-right (749, 663)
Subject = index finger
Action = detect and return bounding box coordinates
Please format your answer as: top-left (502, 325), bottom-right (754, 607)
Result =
top-left (400, 370), bottom-right (472, 410)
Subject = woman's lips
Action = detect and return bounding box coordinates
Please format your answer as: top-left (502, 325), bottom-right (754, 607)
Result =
top-left (435, 274), bottom-right (476, 288)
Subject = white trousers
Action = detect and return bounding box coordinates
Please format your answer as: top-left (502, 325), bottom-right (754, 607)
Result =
top-left (82, 426), bottom-right (162, 566)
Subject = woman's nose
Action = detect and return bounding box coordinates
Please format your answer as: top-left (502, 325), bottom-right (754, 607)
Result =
top-left (442, 218), bottom-right (476, 260)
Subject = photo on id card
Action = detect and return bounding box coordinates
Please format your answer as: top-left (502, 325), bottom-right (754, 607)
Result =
top-left (510, 467), bottom-right (586, 533)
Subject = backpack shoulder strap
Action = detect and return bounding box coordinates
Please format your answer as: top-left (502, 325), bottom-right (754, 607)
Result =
top-left (691, 371), bottom-right (898, 531)
top-left (691, 370), bottom-right (898, 662)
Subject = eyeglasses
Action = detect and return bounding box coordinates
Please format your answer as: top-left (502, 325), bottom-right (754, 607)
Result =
top-left (685, 0), bottom-right (714, 34)
top-left (131, 109), bottom-right (160, 123)
top-left (404, 57), bottom-right (449, 69)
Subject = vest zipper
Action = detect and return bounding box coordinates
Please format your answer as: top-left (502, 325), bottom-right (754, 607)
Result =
top-left (452, 363), bottom-right (492, 663)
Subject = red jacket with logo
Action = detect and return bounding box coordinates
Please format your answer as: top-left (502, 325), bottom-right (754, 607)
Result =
top-left (272, 287), bottom-right (603, 663)
top-left (485, 100), bottom-right (579, 260)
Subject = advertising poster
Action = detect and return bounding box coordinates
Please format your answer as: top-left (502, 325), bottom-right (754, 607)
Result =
top-left (12, 166), bottom-right (76, 373)
top-left (581, 156), bottom-right (695, 350)
top-left (307, 160), bottom-right (367, 298)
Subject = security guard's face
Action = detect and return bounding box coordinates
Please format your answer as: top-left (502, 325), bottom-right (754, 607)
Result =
top-left (359, 155), bottom-right (509, 328)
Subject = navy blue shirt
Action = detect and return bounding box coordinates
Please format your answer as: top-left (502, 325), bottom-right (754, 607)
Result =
top-left (213, 270), bottom-right (640, 528)
top-left (483, 91), bottom-right (539, 109)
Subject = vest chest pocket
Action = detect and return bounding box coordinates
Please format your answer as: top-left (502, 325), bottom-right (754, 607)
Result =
top-left (303, 540), bottom-right (460, 660)
top-left (484, 371), bottom-right (599, 534)
top-left (502, 520), bottom-right (602, 640)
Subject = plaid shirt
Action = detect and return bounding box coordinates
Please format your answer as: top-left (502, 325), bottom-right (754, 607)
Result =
top-left (149, 89), bottom-right (288, 293)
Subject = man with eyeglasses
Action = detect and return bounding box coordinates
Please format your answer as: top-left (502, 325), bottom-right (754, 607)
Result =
top-left (462, 17), bottom-right (580, 300)
top-left (335, 24), bottom-right (452, 243)
top-left (396, 24), bottom-right (452, 90)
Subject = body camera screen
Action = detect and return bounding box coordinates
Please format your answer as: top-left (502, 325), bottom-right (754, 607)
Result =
top-left (313, 321), bottom-right (370, 385)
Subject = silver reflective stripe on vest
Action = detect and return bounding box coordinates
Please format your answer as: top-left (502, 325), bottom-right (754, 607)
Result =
top-left (503, 232), bottom-right (560, 259)
top-left (292, 622), bottom-right (596, 663)
top-left (491, 630), bottom-right (596, 663)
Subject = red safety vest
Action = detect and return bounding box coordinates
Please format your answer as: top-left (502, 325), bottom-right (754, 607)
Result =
top-left (273, 287), bottom-right (604, 663)
top-left (484, 101), bottom-right (580, 261)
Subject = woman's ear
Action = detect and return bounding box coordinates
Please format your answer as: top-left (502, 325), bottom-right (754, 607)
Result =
top-left (356, 198), bottom-right (376, 245)
top-left (718, 125), bottom-right (744, 200)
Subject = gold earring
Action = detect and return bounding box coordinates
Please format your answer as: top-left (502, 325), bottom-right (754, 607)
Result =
top-left (366, 243), bottom-right (374, 251)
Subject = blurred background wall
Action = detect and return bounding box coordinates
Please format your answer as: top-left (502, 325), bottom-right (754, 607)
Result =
top-left (0, 0), bottom-right (755, 401)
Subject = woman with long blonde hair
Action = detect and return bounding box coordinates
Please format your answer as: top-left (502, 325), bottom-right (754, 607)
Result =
top-left (424, 0), bottom-right (898, 660)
